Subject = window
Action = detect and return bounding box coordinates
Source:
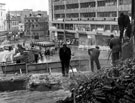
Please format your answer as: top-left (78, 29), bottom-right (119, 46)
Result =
top-left (54, 5), bottom-right (65, 10)
top-left (66, 13), bottom-right (79, 18)
top-left (105, 0), bottom-right (117, 6)
top-left (97, 1), bottom-right (105, 7)
top-left (80, 2), bottom-right (95, 8)
top-left (97, 12), bottom-right (117, 17)
top-left (66, 3), bottom-right (78, 9)
top-left (80, 12), bottom-right (95, 18)
top-left (55, 14), bottom-right (65, 19)
top-left (112, 25), bottom-right (119, 32)
top-left (119, 0), bottom-right (131, 5)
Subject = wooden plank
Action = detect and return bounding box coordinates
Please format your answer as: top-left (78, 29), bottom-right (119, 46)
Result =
top-left (1, 63), bottom-right (26, 74)
top-left (0, 59), bottom-right (89, 74)
top-left (48, 62), bottom-right (61, 69)
top-left (27, 63), bottom-right (48, 72)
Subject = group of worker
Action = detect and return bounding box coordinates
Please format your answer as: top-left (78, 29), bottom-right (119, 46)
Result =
top-left (110, 12), bottom-right (132, 66)
top-left (87, 12), bottom-right (132, 72)
top-left (59, 12), bottom-right (132, 77)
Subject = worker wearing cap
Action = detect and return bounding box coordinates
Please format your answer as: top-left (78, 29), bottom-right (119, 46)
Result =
top-left (109, 35), bottom-right (121, 66)
top-left (88, 46), bottom-right (101, 72)
top-left (59, 43), bottom-right (71, 77)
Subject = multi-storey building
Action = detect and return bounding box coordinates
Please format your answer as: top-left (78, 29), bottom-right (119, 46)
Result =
top-left (6, 13), bottom-right (21, 32)
top-left (24, 14), bottom-right (49, 41)
top-left (9, 9), bottom-right (48, 23)
top-left (49, 0), bottom-right (131, 46)
top-left (0, 3), bottom-right (6, 32)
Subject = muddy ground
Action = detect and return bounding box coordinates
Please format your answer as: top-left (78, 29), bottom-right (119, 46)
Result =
top-left (0, 46), bottom-right (111, 103)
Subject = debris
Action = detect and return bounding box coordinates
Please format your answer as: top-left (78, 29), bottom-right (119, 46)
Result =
top-left (57, 58), bottom-right (135, 103)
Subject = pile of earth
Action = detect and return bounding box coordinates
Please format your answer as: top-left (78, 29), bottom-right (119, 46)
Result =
top-left (57, 58), bottom-right (135, 103)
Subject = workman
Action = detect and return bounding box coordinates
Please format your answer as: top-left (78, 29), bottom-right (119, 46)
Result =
top-left (109, 35), bottom-right (121, 66)
top-left (88, 46), bottom-right (101, 72)
top-left (59, 43), bottom-right (71, 77)
top-left (118, 13), bottom-right (131, 41)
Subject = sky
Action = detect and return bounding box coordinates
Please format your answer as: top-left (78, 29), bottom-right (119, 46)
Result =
top-left (1, 0), bottom-right (49, 13)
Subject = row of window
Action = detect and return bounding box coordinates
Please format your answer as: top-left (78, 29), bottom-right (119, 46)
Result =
top-left (54, 11), bottom-right (118, 18)
top-left (54, 0), bottom-right (131, 10)
top-left (11, 21), bottom-right (18, 26)
top-left (53, 23), bottom-right (119, 32)
top-left (25, 19), bottom-right (39, 23)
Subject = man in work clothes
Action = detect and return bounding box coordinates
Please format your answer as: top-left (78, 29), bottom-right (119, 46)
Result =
top-left (88, 46), bottom-right (101, 72)
top-left (109, 35), bottom-right (121, 66)
top-left (59, 44), bottom-right (71, 77)
top-left (118, 13), bottom-right (131, 40)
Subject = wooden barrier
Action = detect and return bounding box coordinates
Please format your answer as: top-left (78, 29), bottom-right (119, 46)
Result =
top-left (0, 59), bottom-right (89, 74)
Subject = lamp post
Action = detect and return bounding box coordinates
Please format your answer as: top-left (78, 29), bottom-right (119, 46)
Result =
top-left (63, 0), bottom-right (66, 43)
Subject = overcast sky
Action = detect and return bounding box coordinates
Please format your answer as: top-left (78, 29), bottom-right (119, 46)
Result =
top-left (1, 0), bottom-right (49, 13)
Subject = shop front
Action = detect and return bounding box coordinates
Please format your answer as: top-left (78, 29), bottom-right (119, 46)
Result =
top-left (57, 31), bottom-right (79, 46)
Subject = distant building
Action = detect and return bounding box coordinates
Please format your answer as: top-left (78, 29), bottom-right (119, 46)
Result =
top-left (0, 3), bottom-right (6, 32)
top-left (24, 14), bottom-right (49, 41)
top-left (9, 9), bottom-right (47, 23)
top-left (6, 14), bottom-right (21, 32)
top-left (6, 10), bottom-right (48, 41)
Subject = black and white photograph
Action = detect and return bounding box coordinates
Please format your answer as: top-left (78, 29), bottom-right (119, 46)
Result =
top-left (0, 0), bottom-right (135, 103)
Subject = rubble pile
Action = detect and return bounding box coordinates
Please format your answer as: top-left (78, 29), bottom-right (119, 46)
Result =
top-left (57, 58), bottom-right (135, 103)
top-left (27, 74), bottom-right (63, 91)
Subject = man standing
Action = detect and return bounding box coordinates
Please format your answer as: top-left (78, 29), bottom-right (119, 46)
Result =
top-left (59, 43), bottom-right (71, 77)
top-left (88, 46), bottom-right (101, 72)
top-left (109, 35), bottom-right (121, 66)
top-left (118, 13), bottom-right (131, 40)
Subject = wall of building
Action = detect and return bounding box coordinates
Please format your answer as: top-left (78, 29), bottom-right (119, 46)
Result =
top-left (6, 14), bottom-right (21, 32)
top-left (24, 15), bottom-right (49, 41)
top-left (9, 9), bottom-right (47, 23)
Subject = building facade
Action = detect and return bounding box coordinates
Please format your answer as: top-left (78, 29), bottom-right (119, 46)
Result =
top-left (0, 3), bottom-right (6, 32)
top-left (24, 14), bottom-right (49, 41)
top-left (9, 9), bottom-right (48, 23)
top-left (49, 0), bottom-right (132, 46)
top-left (6, 13), bottom-right (21, 32)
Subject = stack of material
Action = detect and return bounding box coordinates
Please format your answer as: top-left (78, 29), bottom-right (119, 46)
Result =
top-left (57, 58), bottom-right (135, 103)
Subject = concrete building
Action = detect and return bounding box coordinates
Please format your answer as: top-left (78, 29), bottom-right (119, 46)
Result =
top-left (24, 14), bottom-right (49, 41)
top-left (49, 0), bottom-right (132, 46)
top-left (0, 3), bottom-right (6, 32)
